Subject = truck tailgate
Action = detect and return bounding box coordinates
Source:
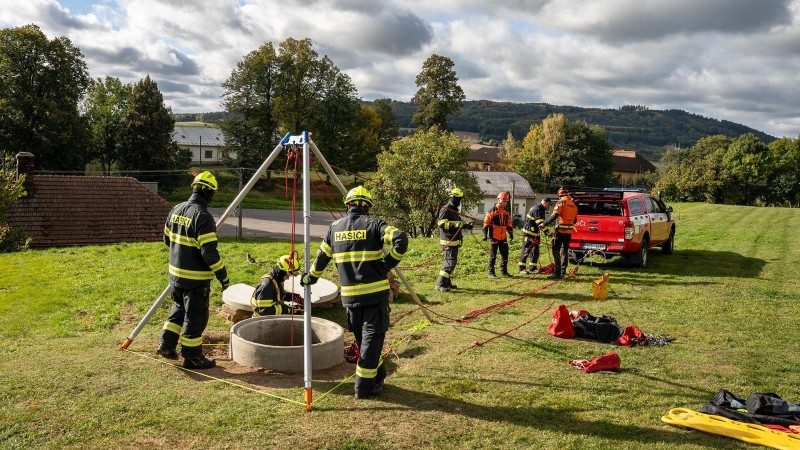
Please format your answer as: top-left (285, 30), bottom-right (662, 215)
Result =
top-left (572, 216), bottom-right (626, 252)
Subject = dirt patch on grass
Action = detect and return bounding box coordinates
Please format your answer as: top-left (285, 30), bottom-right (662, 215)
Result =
top-left (188, 329), bottom-right (356, 390)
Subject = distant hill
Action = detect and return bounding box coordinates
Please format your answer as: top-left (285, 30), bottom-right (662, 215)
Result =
top-left (174, 101), bottom-right (776, 162)
top-left (384, 100), bottom-right (776, 161)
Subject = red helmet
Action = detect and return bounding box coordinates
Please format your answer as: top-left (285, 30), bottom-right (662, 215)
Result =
top-left (557, 187), bottom-right (569, 197)
top-left (497, 192), bottom-right (509, 202)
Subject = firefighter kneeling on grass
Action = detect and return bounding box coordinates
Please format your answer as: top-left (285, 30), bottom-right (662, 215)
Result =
top-left (540, 187), bottom-right (578, 279)
top-left (158, 171), bottom-right (230, 369)
top-left (251, 254), bottom-right (302, 316)
top-left (301, 186), bottom-right (408, 399)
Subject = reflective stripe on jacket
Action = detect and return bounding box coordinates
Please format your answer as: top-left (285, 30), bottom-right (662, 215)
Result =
top-left (522, 203), bottom-right (547, 240)
top-left (164, 193), bottom-right (227, 289)
top-left (553, 196), bottom-right (578, 234)
top-left (251, 268), bottom-right (284, 311)
top-left (309, 207), bottom-right (408, 307)
top-left (437, 201), bottom-right (464, 247)
top-left (483, 204), bottom-right (512, 241)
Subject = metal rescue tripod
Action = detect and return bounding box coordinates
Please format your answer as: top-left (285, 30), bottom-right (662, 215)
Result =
top-left (120, 132), bottom-right (431, 411)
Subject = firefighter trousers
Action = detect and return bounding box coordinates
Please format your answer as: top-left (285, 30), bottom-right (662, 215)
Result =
top-left (346, 297), bottom-right (390, 395)
top-left (519, 237), bottom-right (540, 270)
top-left (160, 284), bottom-right (210, 358)
top-left (436, 246), bottom-right (459, 288)
top-left (489, 240), bottom-right (509, 273)
top-left (552, 232), bottom-right (572, 277)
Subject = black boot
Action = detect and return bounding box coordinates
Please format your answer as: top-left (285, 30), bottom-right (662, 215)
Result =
top-left (183, 355), bottom-right (216, 369)
top-left (156, 345), bottom-right (178, 360)
top-left (501, 263), bottom-right (512, 277)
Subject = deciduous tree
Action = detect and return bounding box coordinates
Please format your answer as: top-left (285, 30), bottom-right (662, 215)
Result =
top-left (0, 25), bottom-right (91, 170)
top-left (411, 54), bottom-right (465, 131)
top-left (81, 77), bottom-right (132, 174)
top-left (370, 127), bottom-right (478, 237)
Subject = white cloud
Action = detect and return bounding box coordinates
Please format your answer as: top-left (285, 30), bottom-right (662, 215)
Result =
top-left (1, 0), bottom-right (799, 137)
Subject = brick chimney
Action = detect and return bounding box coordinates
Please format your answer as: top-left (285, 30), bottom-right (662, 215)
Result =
top-left (16, 152), bottom-right (35, 193)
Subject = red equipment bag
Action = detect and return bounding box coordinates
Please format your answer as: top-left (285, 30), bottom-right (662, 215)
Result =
top-left (547, 304), bottom-right (575, 339)
top-left (570, 352), bottom-right (621, 373)
top-left (616, 325), bottom-right (646, 347)
top-left (344, 342), bottom-right (360, 364)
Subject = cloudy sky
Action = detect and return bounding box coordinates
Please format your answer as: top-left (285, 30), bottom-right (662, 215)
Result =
top-left (2, 0), bottom-right (799, 138)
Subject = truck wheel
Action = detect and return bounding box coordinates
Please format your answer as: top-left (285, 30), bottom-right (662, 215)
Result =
top-left (638, 238), bottom-right (649, 268)
top-left (662, 228), bottom-right (675, 255)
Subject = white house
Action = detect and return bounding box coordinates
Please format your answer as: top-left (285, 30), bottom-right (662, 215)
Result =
top-left (173, 126), bottom-right (235, 164)
top-left (465, 171), bottom-right (538, 219)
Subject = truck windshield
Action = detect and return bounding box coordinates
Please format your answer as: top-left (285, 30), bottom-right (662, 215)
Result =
top-left (575, 201), bottom-right (623, 216)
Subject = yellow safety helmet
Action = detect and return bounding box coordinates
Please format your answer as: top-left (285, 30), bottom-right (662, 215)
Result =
top-left (450, 187), bottom-right (464, 198)
top-left (191, 171), bottom-right (218, 191)
top-left (277, 254), bottom-right (300, 275)
top-left (344, 186), bottom-right (373, 207)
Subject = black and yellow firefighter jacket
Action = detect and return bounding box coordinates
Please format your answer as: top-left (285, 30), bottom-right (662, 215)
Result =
top-left (163, 193), bottom-right (228, 289)
top-left (251, 267), bottom-right (287, 315)
top-left (309, 207), bottom-right (408, 308)
top-left (522, 203), bottom-right (548, 241)
top-left (437, 200), bottom-right (464, 247)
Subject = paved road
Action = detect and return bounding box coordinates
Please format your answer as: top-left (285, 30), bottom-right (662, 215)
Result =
top-left (209, 208), bottom-right (338, 240)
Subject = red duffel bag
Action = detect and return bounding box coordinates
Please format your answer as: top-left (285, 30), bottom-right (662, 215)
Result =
top-left (570, 352), bottom-right (621, 373)
top-left (547, 304), bottom-right (575, 339)
top-left (616, 325), bottom-right (646, 347)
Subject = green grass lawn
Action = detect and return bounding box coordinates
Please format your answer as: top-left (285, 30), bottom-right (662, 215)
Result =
top-left (1, 203), bottom-right (798, 449)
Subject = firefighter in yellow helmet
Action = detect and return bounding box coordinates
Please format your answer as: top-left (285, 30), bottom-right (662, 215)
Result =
top-left (159, 171), bottom-right (229, 369)
top-left (540, 187), bottom-right (578, 279)
top-left (251, 254), bottom-right (302, 316)
top-left (435, 187), bottom-right (472, 292)
top-left (302, 186), bottom-right (408, 399)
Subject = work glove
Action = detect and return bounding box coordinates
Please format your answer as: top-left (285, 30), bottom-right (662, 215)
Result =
top-left (300, 273), bottom-right (318, 287)
top-left (541, 227), bottom-right (552, 237)
top-left (463, 222), bottom-right (474, 230)
top-left (508, 232), bottom-right (514, 243)
top-left (482, 234), bottom-right (488, 241)
top-left (220, 278), bottom-right (230, 292)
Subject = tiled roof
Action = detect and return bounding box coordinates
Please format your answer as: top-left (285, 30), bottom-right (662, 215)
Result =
top-left (469, 171), bottom-right (536, 198)
top-left (468, 145), bottom-right (502, 163)
top-left (7, 175), bottom-right (173, 247)
top-left (173, 126), bottom-right (225, 147)
top-left (612, 150), bottom-right (657, 173)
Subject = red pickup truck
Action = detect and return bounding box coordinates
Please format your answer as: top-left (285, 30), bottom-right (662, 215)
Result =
top-left (567, 189), bottom-right (675, 268)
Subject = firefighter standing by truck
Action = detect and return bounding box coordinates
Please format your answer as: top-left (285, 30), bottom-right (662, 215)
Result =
top-left (435, 187), bottom-right (473, 292)
top-left (158, 171), bottom-right (230, 369)
top-left (540, 187), bottom-right (578, 279)
top-left (302, 186), bottom-right (408, 399)
top-left (251, 254), bottom-right (301, 316)
top-left (483, 191), bottom-right (514, 278)
top-left (518, 197), bottom-right (551, 274)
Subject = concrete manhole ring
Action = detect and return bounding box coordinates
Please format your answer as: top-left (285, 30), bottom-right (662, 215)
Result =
top-left (229, 316), bottom-right (344, 372)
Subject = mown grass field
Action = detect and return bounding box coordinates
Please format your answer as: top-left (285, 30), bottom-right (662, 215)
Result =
top-left (1, 202), bottom-right (798, 449)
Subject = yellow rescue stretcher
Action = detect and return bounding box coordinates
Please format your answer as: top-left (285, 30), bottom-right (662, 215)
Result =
top-left (662, 408), bottom-right (800, 450)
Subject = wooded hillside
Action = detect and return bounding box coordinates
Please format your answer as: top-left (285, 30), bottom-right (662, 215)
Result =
top-left (174, 100), bottom-right (776, 163)
top-left (388, 100), bottom-right (776, 161)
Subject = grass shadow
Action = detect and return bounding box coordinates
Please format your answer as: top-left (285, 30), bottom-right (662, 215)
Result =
top-left (576, 249), bottom-right (766, 278)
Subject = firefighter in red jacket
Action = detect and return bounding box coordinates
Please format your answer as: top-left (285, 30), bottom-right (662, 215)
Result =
top-left (301, 186), bottom-right (408, 399)
top-left (436, 187), bottom-right (473, 292)
top-left (541, 187), bottom-right (578, 279)
top-left (159, 171), bottom-right (230, 369)
top-left (483, 191), bottom-right (514, 278)
top-left (251, 254), bottom-right (301, 316)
